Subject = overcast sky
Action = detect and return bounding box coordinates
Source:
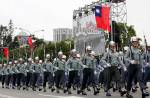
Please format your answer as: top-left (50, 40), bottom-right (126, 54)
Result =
top-left (0, 0), bottom-right (150, 41)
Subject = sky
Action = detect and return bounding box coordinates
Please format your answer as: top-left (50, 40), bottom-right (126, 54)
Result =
top-left (0, 0), bottom-right (150, 41)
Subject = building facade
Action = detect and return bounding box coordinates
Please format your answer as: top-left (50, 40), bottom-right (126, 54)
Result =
top-left (53, 28), bottom-right (73, 42)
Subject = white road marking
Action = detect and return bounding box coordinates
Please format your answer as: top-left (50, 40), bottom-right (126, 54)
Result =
top-left (0, 93), bottom-right (18, 98)
top-left (38, 94), bottom-right (83, 98)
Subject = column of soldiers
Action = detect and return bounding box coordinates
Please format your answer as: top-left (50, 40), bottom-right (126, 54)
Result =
top-left (0, 36), bottom-right (150, 98)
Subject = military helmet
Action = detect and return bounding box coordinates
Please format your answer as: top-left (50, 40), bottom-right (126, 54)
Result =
top-left (19, 58), bottom-right (23, 61)
top-left (62, 55), bottom-right (66, 59)
top-left (35, 56), bottom-right (39, 61)
top-left (109, 41), bottom-right (115, 46)
top-left (130, 36), bottom-right (138, 42)
top-left (124, 46), bottom-right (129, 51)
top-left (86, 46), bottom-right (92, 51)
top-left (9, 61), bottom-right (12, 65)
top-left (119, 51), bottom-right (123, 56)
top-left (90, 51), bottom-right (96, 56)
top-left (46, 54), bottom-right (50, 58)
top-left (76, 53), bottom-right (81, 58)
top-left (14, 60), bottom-right (18, 64)
top-left (28, 58), bottom-right (32, 61)
top-left (39, 60), bottom-right (43, 64)
top-left (71, 49), bottom-right (76, 53)
top-left (58, 51), bottom-right (63, 56)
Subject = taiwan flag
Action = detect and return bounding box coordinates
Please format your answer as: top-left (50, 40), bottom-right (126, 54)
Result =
top-left (95, 5), bottom-right (111, 32)
top-left (28, 36), bottom-right (33, 48)
top-left (3, 47), bottom-right (9, 59)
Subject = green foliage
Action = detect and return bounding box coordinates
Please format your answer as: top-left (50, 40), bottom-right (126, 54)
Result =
top-left (8, 38), bottom-right (74, 61)
top-left (118, 23), bottom-right (136, 47)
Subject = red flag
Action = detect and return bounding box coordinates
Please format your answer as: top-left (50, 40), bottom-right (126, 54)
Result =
top-left (95, 5), bottom-right (111, 32)
top-left (28, 36), bottom-right (33, 48)
top-left (3, 47), bottom-right (9, 58)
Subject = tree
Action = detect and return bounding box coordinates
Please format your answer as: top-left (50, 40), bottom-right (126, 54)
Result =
top-left (111, 22), bottom-right (136, 50)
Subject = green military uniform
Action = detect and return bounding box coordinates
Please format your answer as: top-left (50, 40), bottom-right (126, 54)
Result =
top-left (31, 63), bottom-right (41, 91)
top-left (66, 57), bottom-right (83, 94)
top-left (53, 58), bottom-right (66, 92)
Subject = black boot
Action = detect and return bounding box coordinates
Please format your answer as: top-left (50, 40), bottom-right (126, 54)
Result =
top-left (77, 88), bottom-right (81, 94)
top-left (56, 88), bottom-right (59, 93)
top-left (32, 87), bottom-right (36, 91)
top-left (142, 90), bottom-right (149, 98)
top-left (120, 90), bottom-right (127, 96)
top-left (132, 87), bottom-right (137, 93)
top-left (26, 87), bottom-right (29, 91)
top-left (68, 88), bottom-right (72, 94)
top-left (93, 87), bottom-right (99, 95)
top-left (43, 87), bottom-right (47, 92)
top-left (73, 86), bottom-right (76, 90)
top-left (87, 86), bottom-right (91, 91)
top-left (82, 90), bottom-right (87, 95)
top-left (63, 87), bottom-right (67, 93)
top-left (126, 94), bottom-right (133, 98)
top-left (51, 86), bottom-right (55, 92)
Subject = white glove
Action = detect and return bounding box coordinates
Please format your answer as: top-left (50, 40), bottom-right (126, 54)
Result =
top-left (130, 60), bottom-right (136, 64)
top-left (82, 65), bottom-right (87, 68)
top-left (107, 63), bottom-right (111, 67)
top-left (146, 63), bottom-right (150, 67)
top-left (43, 69), bottom-right (46, 72)
top-left (65, 72), bottom-right (68, 75)
top-left (69, 68), bottom-right (73, 71)
top-left (53, 73), bottom-right (55, 77)
top-left (94, 71), bottom-right (97, 75)
top-left (124, 67), bottom-right (127, 72)
top-left (55, 67), bottom-right (59, 70)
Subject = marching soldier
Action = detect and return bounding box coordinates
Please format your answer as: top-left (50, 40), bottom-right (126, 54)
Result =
top-left (66, 49), bottom-right (83, 94)
top-left (25, 58), bottom-right (33, 90)
top-left (42, 54), bottom-right (54, 92)
top-left (125, 36), bottom-right (149, 98)
top-left (37, 60), bottom-right (43, 91)
top-left (101, 41), bottom-right (126, 96)
top-left (143, 40), bottom-right (150, 90)
top-left (11, 60), bottom-right (18, 89)
top-left (118, 51), bottom-right (127, 95)
top-left (5, 61), bottom-right (12, 89)
top-left (53, 52), bottom-right (66, 93)
top-left (0, 64), bottom-right (2, 82)
top-left (31, 57), bottom-right (41, 91)
top-left (16, 58), bottom-right (26, 90)
top-left (80, 46), bottom-right (99, 95)
top-left (1, 63), bottom-right (7, 88)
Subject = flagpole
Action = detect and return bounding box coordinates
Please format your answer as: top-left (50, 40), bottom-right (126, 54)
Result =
top-left (110, 0), bottom-right (113, 41)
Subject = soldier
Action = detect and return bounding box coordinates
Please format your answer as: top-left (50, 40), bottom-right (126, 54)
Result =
top-left (80, 46), bottom-right (99, 95)
top-left (31, 57), bottom-right (41, 91)
top-left (5, 62), bottom-right (11, 89)
top-left (143, 41), bottom-right (150, 90)
top-left (42, 54), bottom-right (54, 92)
top-left (0, 64), bottom-right (2, 82)
top-left (25, 58), bottom-right (33, 91)
top-left (125, 36), bottom-right (149, 98)
top-left (101, 41), bottom-right (126, 96)
top-left (53, 52), bottom-right (66, 93)
top-left (11, 60), bottom-right (18, 89)
top-left (16, 58), bottom-right (26, 90)
top-left (37, 60), bottom-right (43, 91)
top-left (1, 63), bottom-right (7, 88)
top-left (66, 49), bottom-right (83, 94)
top-left (118, 51), bottom-right (127, 96)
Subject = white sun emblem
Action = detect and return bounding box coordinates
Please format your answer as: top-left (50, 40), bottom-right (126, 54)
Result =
top-left (96, 9), bottom-right (100, 13)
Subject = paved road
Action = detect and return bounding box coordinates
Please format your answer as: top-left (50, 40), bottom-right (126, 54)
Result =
top-left (0, 84), bottom-right (149, 98)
